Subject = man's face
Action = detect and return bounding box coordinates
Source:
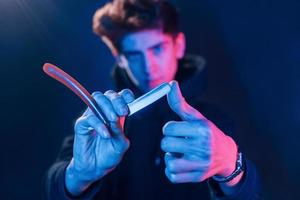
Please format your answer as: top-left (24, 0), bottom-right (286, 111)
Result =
top-left (118, 29), bottom-right (185, 92)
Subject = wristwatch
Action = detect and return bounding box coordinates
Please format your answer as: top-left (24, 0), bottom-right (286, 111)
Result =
top-left (212, 152), bottom-right (245, 183)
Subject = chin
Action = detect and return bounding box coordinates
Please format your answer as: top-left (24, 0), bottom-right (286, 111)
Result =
top-left (139, 79), bottom-right (165, 92)
top-left (149, 79), bottom-right (165, 89)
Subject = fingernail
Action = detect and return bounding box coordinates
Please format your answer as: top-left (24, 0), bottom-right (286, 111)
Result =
top-left (102, 129), bottom-right (110, 138)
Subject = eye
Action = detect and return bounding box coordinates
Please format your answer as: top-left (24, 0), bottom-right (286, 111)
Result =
top-left (152, 44), bottom-right (164, 56)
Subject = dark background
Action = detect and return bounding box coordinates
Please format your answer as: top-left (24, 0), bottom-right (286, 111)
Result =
top-left (1, 0), bottom-right (299, 199)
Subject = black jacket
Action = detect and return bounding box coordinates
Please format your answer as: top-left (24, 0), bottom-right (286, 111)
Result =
top-left (44, 55), bottom-right (261, 200)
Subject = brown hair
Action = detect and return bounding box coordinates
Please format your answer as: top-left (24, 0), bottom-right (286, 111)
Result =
top-left (93, 0), bottom-right (179, 53)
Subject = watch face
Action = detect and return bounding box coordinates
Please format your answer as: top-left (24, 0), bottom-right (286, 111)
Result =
top-left (236, 152), bottom-right (244, 170)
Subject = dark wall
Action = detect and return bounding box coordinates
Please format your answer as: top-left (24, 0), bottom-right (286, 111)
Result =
top-left (1, 0), bottom-right (299, 199)
top-left (176, 1), bottom-right (300, 199)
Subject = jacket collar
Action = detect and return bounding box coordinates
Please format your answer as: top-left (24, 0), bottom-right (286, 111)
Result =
top-left (111, 54), bottom-right (206, 100)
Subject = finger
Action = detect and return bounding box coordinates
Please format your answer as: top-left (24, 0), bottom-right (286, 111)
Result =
top-left (165, 168), bottom-right (205, 183)
top-left (92, 91), bottom-right (118, 125)
top-left (104, 90), bottom-right (129, 116)
top-left (119, 89), bottom-right (135, 104)
top-left (80, 104), bottom-right (93, 117)
top-left (164, 154), bottom-right (210, 174)
top-left (80, 107), bottom-right (110, 138)
top-left (162, 120), bottom-right (209, 138)
top-left (161, 136), bottom-right (195, 154)
top-left (75, 114), bottom-right (110, 138)
top-left (167, 80), bottom-right (205, 121)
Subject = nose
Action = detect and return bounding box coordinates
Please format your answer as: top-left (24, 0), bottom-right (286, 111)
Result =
top-left (143, 52), bottom-right (159, 78)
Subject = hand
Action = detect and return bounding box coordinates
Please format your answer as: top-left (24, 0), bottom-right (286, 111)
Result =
top-left (65, 89), bottom-right (134, 196)
top-left (161, 81), bottom-right (238, 184)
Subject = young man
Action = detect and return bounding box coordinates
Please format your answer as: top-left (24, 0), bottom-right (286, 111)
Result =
top-left (45, 0), bottom-right (261, 199)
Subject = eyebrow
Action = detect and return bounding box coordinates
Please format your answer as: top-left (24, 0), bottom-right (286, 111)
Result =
top-left (122, 41), bottom-right (168, 55)
top-left (148, 41), bottom-right (167, 50)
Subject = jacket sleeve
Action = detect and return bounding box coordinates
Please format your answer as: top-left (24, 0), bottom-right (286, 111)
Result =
top-left (43, 136), bottom-right (103, 200)
top-left (191, 101), bottom-right (262, 199)
top-left (208, 158), bottom-right (262, 200)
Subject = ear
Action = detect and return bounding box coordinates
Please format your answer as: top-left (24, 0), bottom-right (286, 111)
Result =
top-left (174, 32), bottom-right (186, 59)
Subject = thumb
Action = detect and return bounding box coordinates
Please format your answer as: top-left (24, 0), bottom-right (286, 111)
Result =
top-left (167, 80), bottom-right (206, 121)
